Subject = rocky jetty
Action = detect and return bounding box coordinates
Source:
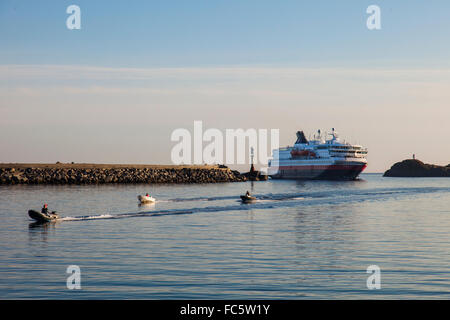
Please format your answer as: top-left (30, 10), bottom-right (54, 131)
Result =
top-left (383, 159), bottom-right (450, 177)
top-left (0, 163), bottom-right (247, 185)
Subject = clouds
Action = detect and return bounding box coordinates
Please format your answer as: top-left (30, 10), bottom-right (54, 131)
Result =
top-left (4, 64), bottom-right (450, 80)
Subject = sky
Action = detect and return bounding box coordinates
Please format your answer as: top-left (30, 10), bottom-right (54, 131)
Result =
top-left (1, 0), bottom-right (450, 172)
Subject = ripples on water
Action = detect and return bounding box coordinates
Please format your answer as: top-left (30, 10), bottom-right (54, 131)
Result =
top-left (0, 174), bottom-right (449, 299)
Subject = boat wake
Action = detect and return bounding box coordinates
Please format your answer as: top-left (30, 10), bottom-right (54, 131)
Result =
top-left (59, 214), bottom-right (115, 221)
top-left (53, 186), bottom-right (449, 223)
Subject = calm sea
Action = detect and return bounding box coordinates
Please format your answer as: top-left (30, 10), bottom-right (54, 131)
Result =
top-left (0, 174), bottom-right (449, 299)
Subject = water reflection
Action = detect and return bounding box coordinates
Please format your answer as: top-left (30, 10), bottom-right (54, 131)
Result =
top-left (294, 178), bottom-right (367, 190)
top-left (138, 202), bottom-right (156, 209)
top-left (28, 221), bottom-right (57, 244)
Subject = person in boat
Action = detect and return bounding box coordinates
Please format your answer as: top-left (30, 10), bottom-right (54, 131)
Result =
top-left (41, 203), bottom-right (49, 214)
top-left (245, 191), bottom-right (251, 197)
top-left (145, 193), bottom-right (150, 197)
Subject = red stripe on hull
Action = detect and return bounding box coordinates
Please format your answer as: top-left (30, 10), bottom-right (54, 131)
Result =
top-left (270, 164), bottom-right (367, 180)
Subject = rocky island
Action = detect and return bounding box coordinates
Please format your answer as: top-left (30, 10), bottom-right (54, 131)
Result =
top-left (0, 163), bottom-right (247, 185)
top-left (383, 159), bottom-right (450, 177)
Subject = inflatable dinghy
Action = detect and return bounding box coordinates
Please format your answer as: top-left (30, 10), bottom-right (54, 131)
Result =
top-left (28, 210), bottom-right (59, 223)
top-left (240, 195), bottom-right (257, 203)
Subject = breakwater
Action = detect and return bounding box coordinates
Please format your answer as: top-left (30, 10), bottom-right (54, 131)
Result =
top-left (0, 163), bottom-right (247, 184)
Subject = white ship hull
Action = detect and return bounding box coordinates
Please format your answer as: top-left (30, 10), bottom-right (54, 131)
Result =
top-left (268, 129), bottom-right (368, 180)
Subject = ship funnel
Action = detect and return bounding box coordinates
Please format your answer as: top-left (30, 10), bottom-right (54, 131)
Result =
top-left (295, 131), bottom-right (308, 144)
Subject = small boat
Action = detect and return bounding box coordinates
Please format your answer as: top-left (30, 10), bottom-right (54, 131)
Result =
top-left (240, 194), bottom-right (257, 203)
top-left (28, 209), bottom-right (59, 223)
top-left (138, 195), bottom-right (156, 203)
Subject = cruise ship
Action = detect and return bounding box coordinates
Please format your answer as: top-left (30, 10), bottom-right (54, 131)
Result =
top-left (268, 129), bottom-right (368, 180)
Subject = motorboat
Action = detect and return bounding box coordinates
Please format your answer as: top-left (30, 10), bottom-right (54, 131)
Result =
top-left (138, 194), bottom-right (156, 203)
